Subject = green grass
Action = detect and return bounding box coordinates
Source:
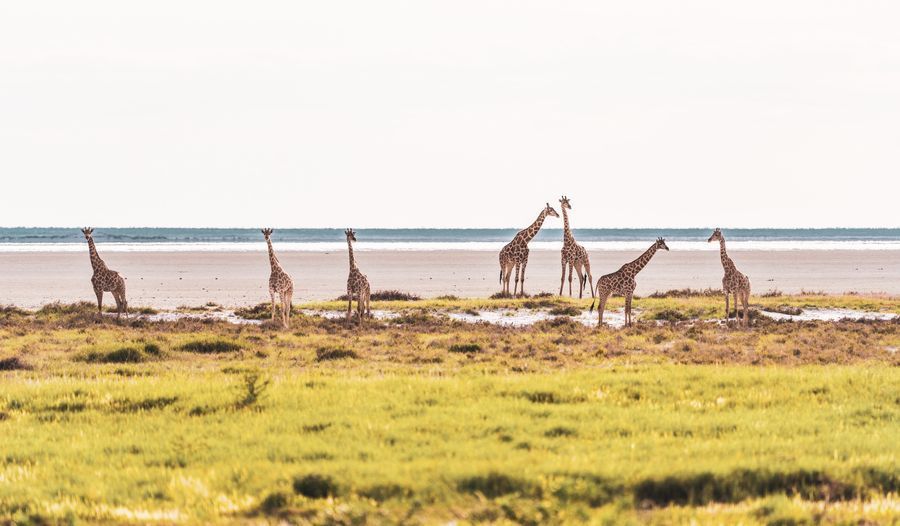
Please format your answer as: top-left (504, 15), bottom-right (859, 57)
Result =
top-left (0, 367), bottom-right (897, 523)
top-left (0, 297), bottom-right (898, 524)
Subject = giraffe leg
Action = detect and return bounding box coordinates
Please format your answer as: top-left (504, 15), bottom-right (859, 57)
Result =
top-left (575, 264), bottom-right (593, 299)
top-left (597, 294), bottom-right (609, 327)
top-left (283, 290), bottom-right (292, 328)
top-left (582, 262), bottom-right (594, 299)
top-left (94, 288), bottom-right (103, 315)
top-left (742, 290), bottom-right (750, 327)
top-left (347, 292), bottom-right (353, 322)
top-left (559, 260), bottom-right (566, 296)
top-left (512, 263), bottom-right (521, 297)
top-left (270, 292), bottom-right (277, 321)
top-left (519, 260), bottom-right (528, 297)
top-left (113, 291), bottom-right (125, 319)
top-left (503, 264), bottom-right (512, 296)
top-left (567, 262), bottom-right (574, 297)
top-left (733, 292), bottom-right (739, 319)
top-left (724, 293), bottom-right (730, 320)
top-left (625, 294), bottom-right (633, 327)
top-left (575, 264), bottom-right (585, 299)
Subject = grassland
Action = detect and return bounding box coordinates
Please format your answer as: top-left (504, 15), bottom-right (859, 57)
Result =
top-left (0, 295), bottom-right (898, 524)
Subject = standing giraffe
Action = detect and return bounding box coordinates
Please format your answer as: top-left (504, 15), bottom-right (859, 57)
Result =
top-left (344, 229), bottom-right (371, 324)
top-left (498, 203), bottom-right (559, 297)
top-left (589, 238), bottom-right (669, 327)
top-left (708, 228), bottom-right (751, 326)
top-left (558, 196), bottom-right (594, 298)
top-left (261, 229), bottom-right (294, 327)
top-left (81, 228), bottom-right (128, 318)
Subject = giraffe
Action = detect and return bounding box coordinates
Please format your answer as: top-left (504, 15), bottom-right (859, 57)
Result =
top-left (81, 227), bottom-right (128, 318)
top-left (589, 238), bottom-right (669, 327)
top-left (344, 228), bottom-right (371, 324)
top-left (261, 229), bottom-right (294, 327)
top-left (708, 228), bottom-right (751, 326)
top-left (558, 195), bottom-right (594, 298)
top-left (498, 203), bottom-right (559, 297)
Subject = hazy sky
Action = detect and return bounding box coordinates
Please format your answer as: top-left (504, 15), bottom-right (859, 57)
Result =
top-left (1, 1), bottom-right (898, 228)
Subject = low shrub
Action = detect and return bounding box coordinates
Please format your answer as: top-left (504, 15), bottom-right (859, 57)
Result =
top-left (259, 492), bottom-right (289, 514)
top-left (0, 356), bottom-right (31, 371)
top-left (179, 339), bottom-right (242, 354)
top-left (315, 347), bottom-right (358, 361)
top-left (293, 473), bottom-right (338, 499)
top-left (448, 343), bottom-right (481, 354)
top-left (334, 290), bottom-right (421, 301)
top-left (549, 305), bottom-right (582, 316)
top-left (81, 343), bottom-right (162, 364)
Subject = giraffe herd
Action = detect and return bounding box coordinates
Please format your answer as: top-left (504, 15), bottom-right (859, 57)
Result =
top-left (78, 199), bottom-right (752, 328)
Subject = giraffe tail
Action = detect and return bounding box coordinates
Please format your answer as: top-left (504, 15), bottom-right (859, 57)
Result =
top-left (499, 268), bottom-right (502, 284)
top-left (589, 299), bottom-right (596, 313)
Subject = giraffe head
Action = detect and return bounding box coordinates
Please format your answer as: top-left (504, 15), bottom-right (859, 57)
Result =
top-left (544, 203), bottom-right (560, 218)
top-left (559, 196), bottom-right (571, 210)
top-left (707, 228), bottom-right (723, 243)
top-left (81, 227), bottom-right (94, 240)
top-left (261, 228), bottom-right (274, 241)
top-left (656, 237), bottom-right (670, 251)
top-left (345, 228), bottom-right (357, 243)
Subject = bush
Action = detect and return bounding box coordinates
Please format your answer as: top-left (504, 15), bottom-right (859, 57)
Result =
top-left (448, 343), bottom-right (481, 354)
top-left (293, 474), bottom-right (338, 499)
top-left (650, 309), bottom-right (689, 322)
top-left (545, 426), bottom-right (577, 438)
top-left (334, 290), bottom-right (421, 301)
top-left (0, 356), bottom-right (31, 371)
top-left (549, 305), bottom-right (582, 316)
top-left (82, 344), bottom-right (160, 364)
top-left (631, 468), bottom-right (898, 506)
top-left (234, 303), bottom-right (271, 320)
top-left (179, 339), bottom-right (242, 354)
top-left (315, 347), bottom-right (358, 361)
top-left (259, 492), bottom-right (289, 514)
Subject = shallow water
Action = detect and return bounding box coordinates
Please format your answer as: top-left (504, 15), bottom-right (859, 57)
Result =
top-left (118, 306), bottom-right (895, 328)
top-left (447, 309), bottom-right (628, 328)
top-left (757, 307), bottom-right (897, 322)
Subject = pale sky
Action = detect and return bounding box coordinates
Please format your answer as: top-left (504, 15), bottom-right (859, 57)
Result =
top-left (1, 1), bottom-right (898, 228)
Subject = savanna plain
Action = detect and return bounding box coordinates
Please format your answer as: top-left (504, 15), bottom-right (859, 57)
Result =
top-left (1, 292), bottom-right (898, 525)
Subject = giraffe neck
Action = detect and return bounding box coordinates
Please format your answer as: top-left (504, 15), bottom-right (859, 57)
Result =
top-left (624, 243), bottom-right (659, 275)
top-left (347, 238), bottom-right (357, 269)
top-left (266, 239), bottom-right (283, 272)
top-left (562, 207), bottom-right (574, 242)
top-left (718, 238), bottom-right (735, 270)
top-left (519, 210), bottom-right (548, 244)
top-left (86, 238), bottom-right (107, 272)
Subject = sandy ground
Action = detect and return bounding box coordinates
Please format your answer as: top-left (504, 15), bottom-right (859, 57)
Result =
top-left (1, 249), bottom-right (897, 309)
